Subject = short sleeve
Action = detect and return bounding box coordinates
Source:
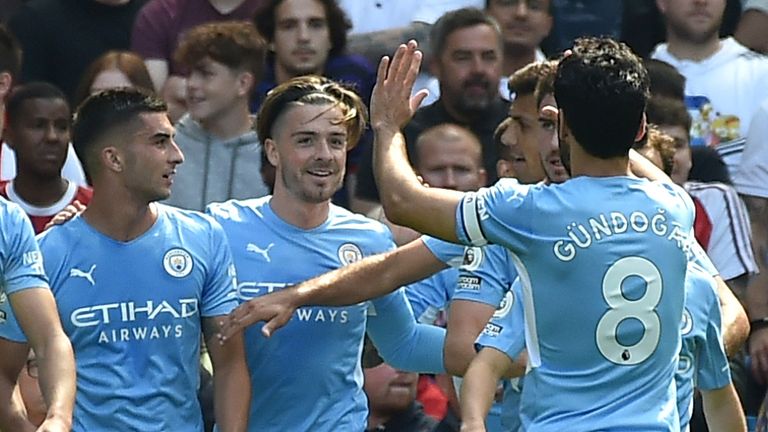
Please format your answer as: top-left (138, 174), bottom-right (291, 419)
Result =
top-left (0, 297), bottom-right (27, 343)
top-left (475, 280), bottom-right (525, 361)
top-left (455, 179), bottom-right (534, 251)
top-left (421, 235), bottom-right (465, 267)
top-left (2, 203), bottom-right (49, 296)
top-left (452, 244), bottom-right (513, 308)
top-left (695, 281), bottom-right (731, 391)
top-left (688, 242), bottom-right (719, 277)
top-left (201, 220), bottom-right (238, 317)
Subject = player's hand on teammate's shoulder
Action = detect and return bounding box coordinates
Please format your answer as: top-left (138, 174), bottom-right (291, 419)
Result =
top-left (370, 40), bottom-right (428, 132)
top-left (218, 289), bottom-right (299, 343)
top-left (43, 200), bottom-right (86, 231)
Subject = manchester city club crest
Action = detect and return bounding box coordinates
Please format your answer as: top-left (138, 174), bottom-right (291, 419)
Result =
top-left (163, 248), bottom-right (193, 278)
top-left (338, 243), bottom-right (363, 266)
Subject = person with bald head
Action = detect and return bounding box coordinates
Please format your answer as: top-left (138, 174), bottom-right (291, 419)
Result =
top-left (414, 124), bottom-right (487, 193)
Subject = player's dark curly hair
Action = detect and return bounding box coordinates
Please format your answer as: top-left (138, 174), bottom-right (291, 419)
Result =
top-left (554, 37), bottom-right (649, 159)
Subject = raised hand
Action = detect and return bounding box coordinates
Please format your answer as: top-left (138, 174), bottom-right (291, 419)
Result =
top-left (370, 40), bottom-right (428, 132)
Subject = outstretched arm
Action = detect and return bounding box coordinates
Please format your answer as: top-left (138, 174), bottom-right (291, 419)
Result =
top-left (701, 384), bottom-right (747, 432)
top-left (220, 238), bottom-right (447, 340)
top-left (0, 339), bottom-right (35, 432)
top-left (366, 288), bottom-right (445, 374)
top-left (203, 317), bottom-right (249, 432)
top-left (371, 41), bottom-right (463, 241)
top-left (715, 275), bottom-right (749, 357)
top-left (459, 348), bottom-right (513, 432)
top-left (11, 289), bottom-right (75, 432)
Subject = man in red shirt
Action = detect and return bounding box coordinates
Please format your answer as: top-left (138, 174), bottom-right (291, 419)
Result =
top-left (1, 82), bottom-right (91, 233)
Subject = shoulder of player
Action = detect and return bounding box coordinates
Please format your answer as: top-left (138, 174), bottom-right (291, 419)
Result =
top-left (686, 262), bottom-right (720, 304)
top-left (326, 204), bottom-right (393, 247)
top-left (157, 203), bottom-right (233, 236)
top-left (203, 197), bottom-right (269, 222)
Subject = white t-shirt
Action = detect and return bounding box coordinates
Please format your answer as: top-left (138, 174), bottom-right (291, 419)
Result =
top-left (339, 0), bottom-right (482, 34)
top-left (0, 142), bottom-right (87, 186)
top-left (685, 181), bottom-right (757, 280)
top-left (652, 37), bottom-right (768, 174)
top-left (735, 99), bottom-right (768, 199)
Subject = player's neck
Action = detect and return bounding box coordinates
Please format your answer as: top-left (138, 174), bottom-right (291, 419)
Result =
top-left (269, 186), bottom-right (330, 230)
top-left (199, 102), bottom-right (252, 141)
top-left (570, 147), bottom-right (631, 178)
top-left (83, 187), bottom-right (158, 242)
top-left (665, 32), bottom-right (721, 62)
top-left (11, 172), bottom-right (69, 206)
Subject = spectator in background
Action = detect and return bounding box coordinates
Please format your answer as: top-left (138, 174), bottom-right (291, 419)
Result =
top-left (252, 0), bottom-right (376, 208)
top-left (421, 0), bottom-right (553, 105)
top-left (363, 338), bottom-right (451, 432)
top-left (487, 0), bottom-right (551, 93)
top-left (646, 96), bottom-right (756, 297)
top-left (130, 0), bottom-right (263, 122)
top-left (0, 83), bottom-right (92, 233)
top-left (0, 25), bottom-right (86, 187)
top-left (340, 0), bottom-right (483, 66)
top-left (8, 0), bottom-right (147, 102)
top-left (734, 96), bottom-right (768, 388)
top-left (622, 0), bottom-right (743, 58)
top-left (168, 21), bottom-right (268, 211)
top-left (355, 8), bottom-right (508, 209)
top-left (652, 0), bottom-right (768, 175)
top-left (735, 0), bottom-right (768, 53)
top-left (74, 51), bottom-right (155, 110)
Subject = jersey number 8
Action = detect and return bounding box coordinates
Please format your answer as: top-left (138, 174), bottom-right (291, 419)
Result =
top-left (596, 256), bottom-right (662, 365)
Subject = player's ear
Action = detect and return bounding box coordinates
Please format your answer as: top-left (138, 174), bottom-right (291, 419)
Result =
top-left (102, 147), bottom-right (123, 172)
top-left (634, 112), bottom-right (647, 143)
top-left (265, 138), bottom-right (278, 167)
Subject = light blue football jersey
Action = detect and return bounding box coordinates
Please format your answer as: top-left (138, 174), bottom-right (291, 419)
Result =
top-left (415, 236), bottom-right (514, 311)
top-left (421, 237), bottom-right (516, 431)
top-left (475, 276), bottom-right (526, 432)
top-left (37, 205), bottom-right (238, 432)
top-left (677, 262), bottom-right (731, 430)
top-left (207, 197), bottom-right (445, 431)
top-left (457, 177), bottom-right (694, 431)
top-left (0, 198), bottom-right (50, 342)
top-left (406, 268), bottom-right (456, 323)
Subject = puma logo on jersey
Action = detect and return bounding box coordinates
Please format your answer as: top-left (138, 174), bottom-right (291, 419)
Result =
top-left (246, 243), bottom-right (275, 262)
top-left (70, 264), bottom-right (96, 286)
